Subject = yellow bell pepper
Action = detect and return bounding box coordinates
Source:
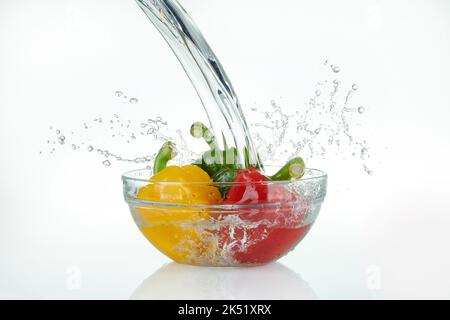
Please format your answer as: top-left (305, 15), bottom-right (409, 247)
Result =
top-left (137, 163), bottom-right (222, 264)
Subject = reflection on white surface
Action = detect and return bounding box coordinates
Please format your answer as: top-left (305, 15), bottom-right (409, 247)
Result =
top-left (131, 262), bottom-right (316, 300)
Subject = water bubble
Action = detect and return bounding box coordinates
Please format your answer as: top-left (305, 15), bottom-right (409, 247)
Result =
top-left (332, 65), bottom-right (341, 73)
top-left (315, 90), bottom-right (321, 97)
top-left (315, 128), bottom-right (321, 134)
top-left (115, 91), bottom-right (123, 97)
top-left (102, 160), bottom-right (111, 167)
top-left (147, 128), bottom-right (155, 135)
top-left (88, 145), bottom-right (94, 152)
top-left (352, 84), bottom-right (359, 91)
top-left (56, 130), bottom-right (61, 134)
top-left (57, 136), bottom-right (66, 145)
top-left (358, 107), bottom-right (365, 114)
top-left (361, 147), bottom-right (368, 160)
top-left (129, 97), bottom-right (139, 104)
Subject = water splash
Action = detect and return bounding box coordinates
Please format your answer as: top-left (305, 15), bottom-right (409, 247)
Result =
top-left (248, 62), bottom-right (372, 174)
top-left (115, 90), bottom-right (139, 105)
top-left (43, 62), bottom-right (373, 174)
top-left (43, 99), bottom-right (200, 167)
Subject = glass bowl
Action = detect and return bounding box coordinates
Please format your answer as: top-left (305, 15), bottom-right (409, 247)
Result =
top-left (122, 167), bottom-right (327, 267)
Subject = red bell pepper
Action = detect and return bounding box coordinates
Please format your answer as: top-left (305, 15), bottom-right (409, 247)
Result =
top-left (219, 167), bottom-right (311, 264)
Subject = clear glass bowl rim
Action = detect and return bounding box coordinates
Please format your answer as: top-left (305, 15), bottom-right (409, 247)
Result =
top-left (122, 167), bottom-right (327, 186)
top-left (123, 167), bottom-right (327, 210)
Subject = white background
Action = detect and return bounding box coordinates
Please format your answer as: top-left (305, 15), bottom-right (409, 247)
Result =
top-left (1, 0), bottom-right (450, 299)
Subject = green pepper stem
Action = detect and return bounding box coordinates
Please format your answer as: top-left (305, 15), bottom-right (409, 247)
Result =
top-left (153, 141), bottom-right (177, 174)
top-left (190, 122), bottom-right (216, 150)
top-left (270, 157), bottom-right (305, 181)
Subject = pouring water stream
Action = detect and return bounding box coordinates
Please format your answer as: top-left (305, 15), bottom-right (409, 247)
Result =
top-left (135, 0), bottom-right (261, 169)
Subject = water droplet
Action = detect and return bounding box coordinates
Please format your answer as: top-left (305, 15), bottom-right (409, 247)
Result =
top-left (361, 147), bottom-right (368, 160)
top-left (115, 91), bottom-right (123, 97)
top-left (332, 65), bottom-right (341, 73)
top-left (88, 146), bottom-right (94, 152)
top-left (358, 107), bottom-right (365, 114)
top-left (352, 84), bottom-right (359, 91)
top-left (315, 90), bottom-right (321, 97)
top-left (56, 130), bottom-right (61, 134)
top-left (147, 128), bottom-right (155, 135)
top-left (102, 160), bottom-right (111, 167)
top-left (129, 97), bottom-right (138, 104)
top-left (57, 136), bottom-right (66, 145)
top-left (363, 164), bottom-right (373, 175)
top-left (344, 90), bottom-right (353, 106)
top-left (315, 128), bottom-right (321, 134)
